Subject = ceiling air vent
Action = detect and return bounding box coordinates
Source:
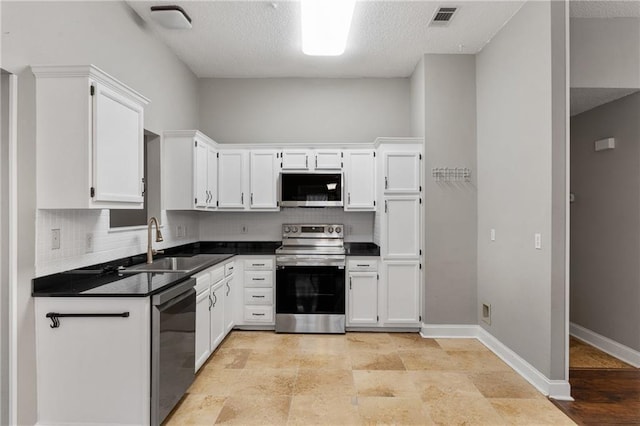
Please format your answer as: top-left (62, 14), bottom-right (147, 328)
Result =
top-left (429, 6), bottom-right (458, 27)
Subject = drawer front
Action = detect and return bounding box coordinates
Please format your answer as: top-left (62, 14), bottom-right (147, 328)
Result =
top-left (244, 270), bottom-right (273, 287)
top-left (244, 305), bottom-right (274, 323)
top-left (193, 272), bottom-right (211, 294)
top-left (348, 259), bottom-right (378, 271)
top-left (210, 266), bottom-right (225, 284)
top-left (244, 288), bottom-right (273, 305)
top-left (243, 258), bottom-right (274, 270)
top-left (224, 261), bottom-right (235, 277)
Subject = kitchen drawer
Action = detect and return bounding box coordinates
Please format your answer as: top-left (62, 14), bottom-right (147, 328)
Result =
top-left (193, 272), bottom-right (210, 294)
top-left (244, 258), bottom-right (274, 270)
top-left (244, 288), bottom-right (273, 305)
top-left (348, 259), bottom-right (378, 271)
top-left (210, 266), bottom-right (225, 284)
top-left (244, 270), bottom-right (273, 287)
top-left (224, 261), bottom-right (235, 277)
top-left (244, 306), bottom-right (273, 323)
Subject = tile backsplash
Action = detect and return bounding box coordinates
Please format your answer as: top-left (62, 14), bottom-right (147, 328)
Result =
top-left (36, 208), bottom-right (375, 277)
top-left (199, 208), bottom-right (374, 242)
top-left (36, 210), bottom-right (199, 277)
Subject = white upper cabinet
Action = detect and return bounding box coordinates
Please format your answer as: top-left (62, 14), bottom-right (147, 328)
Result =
top-left (314, 150), bottom-right (342, 170)
top-left (281, 149), bottom-right (342, 171)
top-left (384, 152), bottom-right (421, 193)
top-left (344, 150), bottom-right (376, 211)
top-left (32, 65), bottom-right (149, 209)
top-left (218, 150), bottom-right (246, 209)
top-left (163, 131), bottom-right (217, 211)
top-left (249, 151), bottom-right (279, 210)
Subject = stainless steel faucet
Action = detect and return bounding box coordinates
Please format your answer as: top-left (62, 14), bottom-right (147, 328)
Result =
top-left (147, 217), bottom-right (164, 263)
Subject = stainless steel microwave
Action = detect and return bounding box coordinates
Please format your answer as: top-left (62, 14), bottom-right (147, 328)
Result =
top-left (280, 173), bottom-right (343, 207)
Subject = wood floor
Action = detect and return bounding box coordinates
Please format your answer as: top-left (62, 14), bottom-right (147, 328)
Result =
top-left (552, 337), bottom-right (640, 425)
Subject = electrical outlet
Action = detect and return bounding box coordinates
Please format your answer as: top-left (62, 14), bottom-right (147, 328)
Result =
top-left (490, 228), bottom-right (496, 241)
top-left (534, 233), bottom-right (542, 250)
top-left (51, 229), bottom-right (60, 250)
top-left (85, 232), bottom-right (94, 253)
top-left (241, 225), bottom-right (248, 234)
top-left (176, 225), bottom-right (184, 238)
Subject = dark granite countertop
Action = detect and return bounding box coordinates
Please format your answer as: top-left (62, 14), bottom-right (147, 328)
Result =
top-left (32, 241), bottom-right (380, 297)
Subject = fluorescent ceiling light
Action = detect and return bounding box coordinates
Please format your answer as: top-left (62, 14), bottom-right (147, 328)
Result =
top-left (301, 0), bottom-right (356, 56)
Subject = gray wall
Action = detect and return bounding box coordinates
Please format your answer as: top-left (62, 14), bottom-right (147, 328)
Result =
top-left (1, 71), bottom-right (10, 426)
top-left (423, 54), bottom-right (478, 324)
top-left (1, 2), bottom-right (200, 423)
top-left (476, 1), bottom-right (567, 379)
top-left (571, 18), bottom-right (640, 89)
top-left (410, 58), bottom-right (425, 138)
top-left (570, 92), bottom-right (640, 352)
top-left (198, 77), bottom-right (411, 143)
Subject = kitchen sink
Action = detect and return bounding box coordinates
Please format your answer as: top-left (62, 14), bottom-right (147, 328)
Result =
top-left (121, 255), bottom-right (213, 274)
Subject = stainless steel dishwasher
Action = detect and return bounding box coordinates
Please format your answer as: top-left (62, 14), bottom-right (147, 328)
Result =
top-left (151, 278), bottom-right (196, 425)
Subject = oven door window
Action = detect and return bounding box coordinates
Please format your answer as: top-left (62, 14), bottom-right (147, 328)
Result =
top-left (276, 266), bottom-right (345, 315)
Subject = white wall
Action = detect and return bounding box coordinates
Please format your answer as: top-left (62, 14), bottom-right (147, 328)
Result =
top-left (198, 78), bottom-right (411, 143)
top-left (199, 209), bottom-right (374, 242)
top-left (571, 18), bottom-right (640, 89)
top-left (410, 58), bottom-right (425, 138)
top-left (424, 54), bottom-right (477, 325)
top-left (476, 1), bottom-right (567, 380)
top-left (1, 1), bottom-right (200, 423)
top-left (570, 92), bottom-right (640, 352)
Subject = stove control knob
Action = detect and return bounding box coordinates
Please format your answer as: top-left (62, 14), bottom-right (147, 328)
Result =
top-left (292, 226), bottom-right (298, 233)
top-left (328, 227), bottom-right (334, 233)
top-left (335, 226), bottom-right (342, 234)
top-left (284, 226), bottom-right (291, 233)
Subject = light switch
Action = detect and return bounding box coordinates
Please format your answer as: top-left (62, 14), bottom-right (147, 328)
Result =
top-left (490, 229), bottom-right (496, 242)
top-left (535, 233), bottom-right (542, 250)
top-left (51, 229), bottom-right (60, 250)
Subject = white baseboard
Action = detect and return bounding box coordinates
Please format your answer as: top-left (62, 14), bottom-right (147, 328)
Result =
top-left (570, 322), bottom-right (640, 368)
top-left (421, 323), bottom-right (573, 401)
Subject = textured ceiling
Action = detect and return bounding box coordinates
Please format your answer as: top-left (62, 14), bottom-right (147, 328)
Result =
top-left (127, 1), bottom-right (525, 78)
top-left (570, 0), bottom-right (640, 18)
top-left (570, 87), bottom-right (639, 116)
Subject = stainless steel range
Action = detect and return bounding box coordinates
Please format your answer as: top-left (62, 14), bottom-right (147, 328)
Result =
top-left (275, 224), bottom-right (346, 333)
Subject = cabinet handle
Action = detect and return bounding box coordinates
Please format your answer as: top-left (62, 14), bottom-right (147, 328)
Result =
top-left (241, 193), bottom-right (244, 204)
top-left (253, 263), bottom-right (265, 266)
top-left (305, 156), bottom-right (308, 169)
top-left (252, 295), bottom-right (266, 298)
top-left (385, 176), bottom-right (388, 189)
top-left (252, 313), bottom-right (266, 316)
top-left (349, 276), bottom-right (352, 290)
top-left (252, 277), bottom-right (265, 281)
top-left (212, 292), bottom-right (217, 307)
top-left (226, 282), bottom-right (230, 296)
top-left (251, 193), bottom-right (254, 205)
top-left (208, 295), bottom-right (213, 310)
top-left (385, 200), bottom-right (388, 213)
top-left (356, 264), bottom-right (369, 267)
top-left (348, 193), bottom-right (351, 204)
top-left (315, 155), bottom-right (318, 168)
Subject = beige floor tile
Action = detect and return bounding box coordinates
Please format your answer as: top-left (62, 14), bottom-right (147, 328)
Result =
top-left (468, 371), bottom-right (545, 399)
top-left (296, 352), bottom-right (352, 369)
top-left (288, 395), bottom-right (362, 426)
top-left (446, 350), bottom-right (512, 372)
top-left (165, 394), bottom-right (226, 425)
top-left (244, 348), bottom-right (300, 369)
top-left (353, 370), bottom-right (420, 398)
top-left (222, 331), bottom-right (281, 350)
top-left (388, 333), bottom-right (442, 350)
top-left (490, 398), bottom-right (576, 425)
top-left (298, 334), bottom-right (348, 354)
top-left (230, 368), bottom-right (297, 396)
top-left (347, 332), bottom-right (396, 352)
top-left (351, 350), bottom-right (406, 370)
top-left (201, 348), bottom-right (251, 370)
top-left (214, 395), bottom-right (291, 425)
top-left (435, 338), bottom-right (490, 352)
top-left (294, 368), bottom-right (356, 396)
top-left (398, 349), bottom-right (461, 371)
top-left (188, 369), bottom-right (244, 396)
top-left (424, 395), bottom-right (507, 426)
top-left (357, 396), bottom-right (434, 425)
top-left (409, 371), bottom-right (484, 401)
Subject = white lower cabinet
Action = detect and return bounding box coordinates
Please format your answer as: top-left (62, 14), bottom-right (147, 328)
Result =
top-left (193, 258), bottom-right (235, 372)
top-left (347, 258), bottom-right (379, 327)
top-left (234, 256), bottom-right (275, 327)
top-left (382, 261), bottom-right (421, 326)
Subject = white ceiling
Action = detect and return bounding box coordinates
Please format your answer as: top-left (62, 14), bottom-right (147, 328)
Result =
top-left (127, 1), bottom-right (525, 78)
top-left (570, 0), bottom-right (640, 18)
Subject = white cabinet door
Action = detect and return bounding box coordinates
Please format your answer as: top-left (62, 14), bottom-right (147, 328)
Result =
top-left (250, 151), bottom-right (279, 210)
top-left (383, 261), bottom-right (420, 326)
top-left (194, 141), bottom-right (209, 209)
top-left (348, 272), bottom-right (378, 325)
top-left (218, 151), bottom-right (246, 209)
top-left (224, 276), bottom-right (235, 334)
top-left (314, 150), bottom-right (342, 170)
top-left (92, 81), bottom-right (144, 204)
top-left (384, 196), bottom-right (421, 259)
top-left (210, 282), bottom-right (225, 350)
top-left (384, 152), bottom-right (421, 193)
top-left (207, 146), bottom-right (218, 208)
top-left (195, 289), bottom-right (212, 372)
top-left (345, 150), bottom-right (376, 210)
top-left (281, 150), bottom-right (310, 170)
